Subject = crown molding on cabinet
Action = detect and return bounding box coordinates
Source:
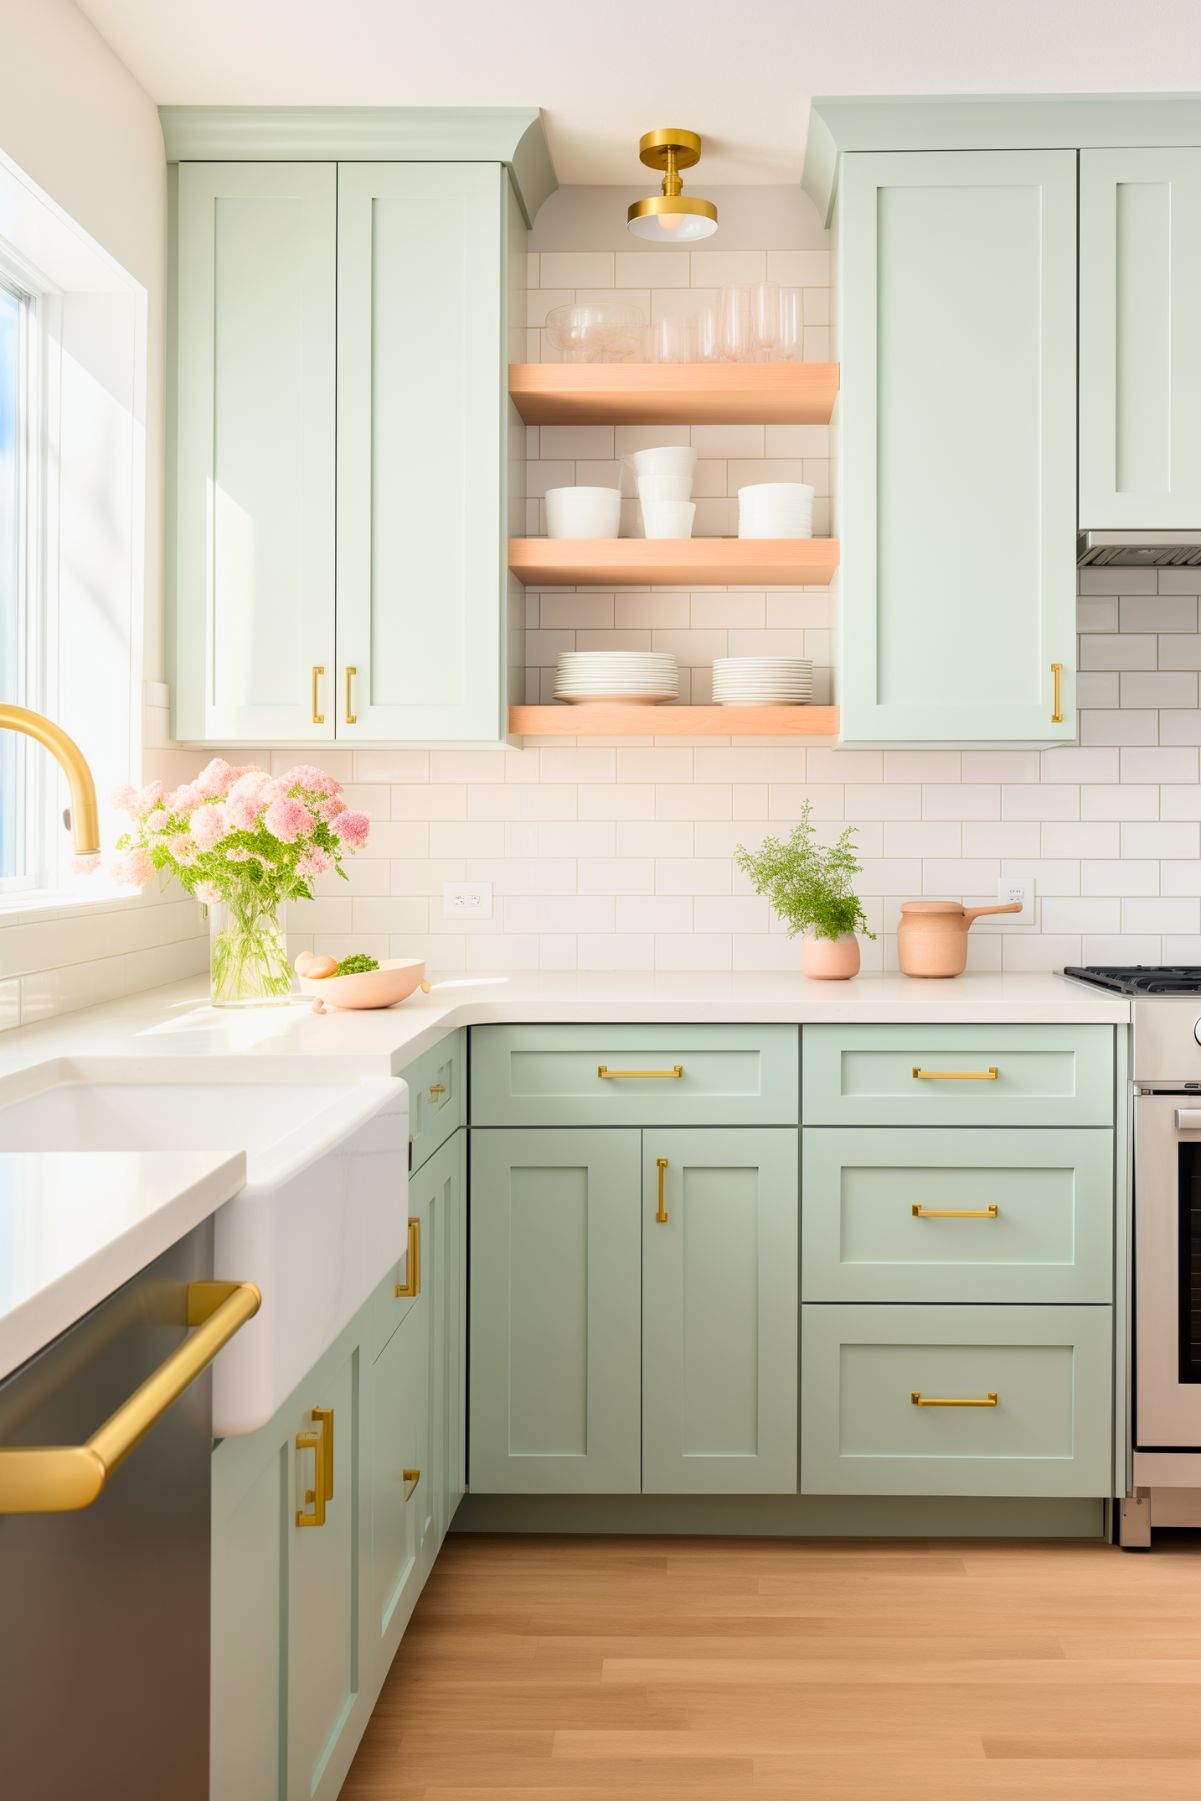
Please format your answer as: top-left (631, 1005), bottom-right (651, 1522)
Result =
top-left (157, 105), bottom-right (557, 224)
top-left (803, 94), bottom-right (1201, 221)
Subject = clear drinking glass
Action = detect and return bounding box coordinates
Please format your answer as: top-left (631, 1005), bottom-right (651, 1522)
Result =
top-left (776, 287), bottom-right (804, 362)
top-left (694, 302), bottom-right (723, 362)
top-left (750, 281), bottom-right (782, 359)
top-left (718, 285), bottom-right (754, 361)
top-left (647, 313), bottom-right (695, 364)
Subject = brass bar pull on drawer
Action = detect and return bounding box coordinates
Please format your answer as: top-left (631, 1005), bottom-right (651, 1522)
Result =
top-left (1051, 661), bottom-right (1064, 725)
top-left (311, 665), bottom-right (325, 725)
top-left (428, 1083), bottom-right (446, 1098)
top-left (597, 1064), bottom-right (683, 1080)
top-left (0, 1280), bottom-right (261, 1517)
top-left (403, 1467), bottom-right (421, 1500)
top-left (911, 1391), bottom-right (998, 1408)
top-left (912, 1066), bottom-right (998, 1081)
top-left (395, 1217), bottom-right (421, 1298)
top-left (912, 1204), bottom-right (999, 1219)
top-left (655, 1156), bottom-right (669, 1224)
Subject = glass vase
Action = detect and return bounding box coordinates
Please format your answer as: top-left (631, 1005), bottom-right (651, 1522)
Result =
top-left (207, 894), bottom-right (292, 1008)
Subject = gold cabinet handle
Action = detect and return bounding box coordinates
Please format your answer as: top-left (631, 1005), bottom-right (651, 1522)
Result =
top-left (395, 1217), bottom-right (421, 1298)
top-left (597, 1064), bottom-right (683, 1080)
top-left (655, 1156), bottom-right (669, 1224)
top-left (403, 1467), bottom-right (421, 1500)
top-left (1051, 661), bottom-right (1064, 725)
top-left (311, 1406), bottom-right (334, 1502)
top-left (0, 1280), bottom-right (261, 1516)
top-left (912, 1066), bottom-right (998, 1081)
top-left (428, 1083), bottom-right (446, 1098)
top-left (912, 1204), bottom-right (999, 1219)
top-left (911, 1391), bottom-right (998, 1408)
top-left (311, 665), bottom-right (325, 725)
top-left (296, 1412), bottom-right (328, 1529)
top-left (345, 665), bottom-right (358, 725)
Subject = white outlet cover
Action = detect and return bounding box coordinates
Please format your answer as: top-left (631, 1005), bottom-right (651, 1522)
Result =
top-left (442, 881), bottom-right (493, 920)
top-left (996, 869), bottom-right (1035, 925)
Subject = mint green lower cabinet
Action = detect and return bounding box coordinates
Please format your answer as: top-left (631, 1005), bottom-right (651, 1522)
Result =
top-left (800, 1304), bottom-right (1112, 1498)
top-left (470, 1128), bottom-right (642, 1493)
top-left (802, 1128), bottom-right (1113, 1303)
top-left (364, 1279), bottom-right (428, 1668)
top-left (642, 1129), bottom-right (798, 1495)
top-left (210, 1424), bottom-right (287, 1801)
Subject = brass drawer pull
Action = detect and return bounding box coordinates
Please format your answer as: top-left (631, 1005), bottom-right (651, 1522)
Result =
top-left (296, 1407), bottom-right (332, 1528)
top-left (655, 1156), bottom-right (669, 1224)
top-left (311, 665), bottom-right (325, 725)
top-left (395, 1217), bottom-right (421, 1298)
top-left (1051, 661), bottom-right (1064, 724)
top-left (912, 1204), bottom-right (999, 1220)
top-left (403, 1467), bottom-right (421, 1500)
top-left (911, 1391), bottom-right (998, 1408)
top-left (428, 1083), bottom-right (446, 1098)
top-left (345, 665), bottom-right (358, 725)
top-left (0, 1280), bottom-right (261, 1516)
top-left (598, 1064), bottom-right (683, 1080)
top-left (912, 1066), bottom-right (998, 1081)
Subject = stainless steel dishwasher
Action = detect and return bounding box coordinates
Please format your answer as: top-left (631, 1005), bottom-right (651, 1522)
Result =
top-left (0, 1221), bottom-right (260, 1801)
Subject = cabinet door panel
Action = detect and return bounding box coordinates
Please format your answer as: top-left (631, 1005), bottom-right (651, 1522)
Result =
top-left (839, 150), bottom-right (1076, 740)
top-left (175, 163), bottom-right (336, 741)
top-left (365, 1302), bottom-right (428, 1668)
top-left (211, 1432), bottom-right (287, 1801)
top-left (1080, 148), bottom-right (1201, 527)
top-left (336, 163), bottom-right (505, 740)
top-left (470, 1128), bottom-right (641, 1493)
top-left (642, 1129), bottom-right (798, 1494)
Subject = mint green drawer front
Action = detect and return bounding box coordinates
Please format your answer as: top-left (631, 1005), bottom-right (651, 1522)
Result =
top-left (800, 1304), bottom-right (1112, 1497)
top-left (403, 1031), bottom-right (464, 1172)
top-left (802, 1025), bottom-right (1113, 1127)
top-left (470, 1025), bottom-right (799, 1126)
top-left (802, 1128), bottom-right (1113, 1303)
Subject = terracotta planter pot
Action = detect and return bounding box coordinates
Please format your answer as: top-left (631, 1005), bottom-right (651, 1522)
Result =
top-left (801, 931), bottom-right (861, 980)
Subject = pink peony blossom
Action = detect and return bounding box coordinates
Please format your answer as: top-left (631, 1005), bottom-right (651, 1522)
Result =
top-left (319, 794), bottom-right (346, 823)
top-left (297, 847), bottom-right (330, 879)
top-left (190, 803), bottom-right (228, 850)
top-left (110, 848), bottom-right (156, 888)
top-left (132, 780), bottom-right (166, 819)
top-left (169, 782), bottom-right (203, 817)
top-left (264, 796), bottom-right (311, 844)
top-left (331, 809), bottom-right (370, 849)
top-left (194, 757), bottom-right (237, 799)
top-left (225, 796), bottom-right (261, 833)
top-left (168, 834), bottom-right (198, 864)
top-left (144, 808), bottom-right (169, 833)
top-left (194, 881), bottom-right (222, 905)
top-left (259, 777), bottom-right (289, 806)
top-left (110, 784), bottom-right (138, 815)
top-left (281, 763), bottom-right (340, 797)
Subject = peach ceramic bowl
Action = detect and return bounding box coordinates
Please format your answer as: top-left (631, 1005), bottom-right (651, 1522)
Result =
top-left (299, 958), bottom-right (427, 1010)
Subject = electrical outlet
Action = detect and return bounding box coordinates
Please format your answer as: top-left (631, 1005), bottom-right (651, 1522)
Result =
top-left (997, 869), bottom-right (1035, 925)
top-left (442, 880), bottom-right (493, 921)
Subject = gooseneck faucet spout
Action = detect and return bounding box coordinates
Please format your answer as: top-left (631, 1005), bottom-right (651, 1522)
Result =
top-left (0, 704), bottom-right (100, 855)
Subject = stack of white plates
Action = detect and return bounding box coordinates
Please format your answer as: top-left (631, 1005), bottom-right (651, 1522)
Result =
top-left (555, 651), bottom-right (679, 705)
top-left (737, 482), bottom-right (815, 540)
top-left (712, 657), bottom-right (813, 706)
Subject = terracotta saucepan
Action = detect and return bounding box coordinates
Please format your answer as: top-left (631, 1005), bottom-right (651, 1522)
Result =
top-left (897, 900), bottom-right (1022, 977)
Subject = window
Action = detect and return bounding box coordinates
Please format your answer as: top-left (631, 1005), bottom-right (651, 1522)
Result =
top-left (0, 276), bottom-right (40, 892)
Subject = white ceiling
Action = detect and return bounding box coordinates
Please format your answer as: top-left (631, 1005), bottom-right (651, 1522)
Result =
top-left (77, 0), bottom-right (1201, 184)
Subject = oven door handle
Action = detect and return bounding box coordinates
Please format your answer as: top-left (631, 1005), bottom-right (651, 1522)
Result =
top-left (1176, 1109), bottom-right (1201, 1130)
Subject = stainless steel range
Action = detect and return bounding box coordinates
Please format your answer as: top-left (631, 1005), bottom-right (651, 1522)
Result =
top-left (1066, 966), bottom-right (1201, 1546)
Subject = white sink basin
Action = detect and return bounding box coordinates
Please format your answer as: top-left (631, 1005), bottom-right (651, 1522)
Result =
top-left (0, 1058), bottom-right (409, 1434)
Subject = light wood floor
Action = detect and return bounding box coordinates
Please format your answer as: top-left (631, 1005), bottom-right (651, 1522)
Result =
top-left (341, 1532), bottom-right (1201, 1800)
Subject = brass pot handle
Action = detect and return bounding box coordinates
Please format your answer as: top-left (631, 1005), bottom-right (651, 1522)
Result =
top-left (911, 1391), bottom-right (998, 1408)
top-left (0, 1280), bottom-right (261, 1516)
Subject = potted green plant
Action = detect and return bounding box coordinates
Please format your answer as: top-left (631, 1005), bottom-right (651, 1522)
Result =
top-left (735, 802), bottom-right (876, 979)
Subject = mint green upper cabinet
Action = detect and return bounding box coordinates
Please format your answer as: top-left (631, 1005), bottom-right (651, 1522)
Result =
top-left (1080, 148), bottom-right (1201, 528)
top-left (336, 163), bottom-right (512, 741)
top-left (470, 1128), bottom-right (642, 1494)
top-left (642, 1130), bottom-right (798, 1495)
top-left (173, 164), bottom-right (336, 742)
top-left (838, 150), bottom-right (1077, 741)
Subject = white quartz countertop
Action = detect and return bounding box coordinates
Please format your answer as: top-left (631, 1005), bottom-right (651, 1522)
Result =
top-left (0, 1149), bottom-right (246, 1381)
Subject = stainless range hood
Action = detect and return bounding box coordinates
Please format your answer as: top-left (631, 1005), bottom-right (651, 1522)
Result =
top-left (1078, 530), bottom-right (1201, 569)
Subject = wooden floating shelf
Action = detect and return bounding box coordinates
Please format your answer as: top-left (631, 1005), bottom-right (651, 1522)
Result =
top-left (509, 361), bottom-right (839, 425)
top-left (508, 537), bottom-right (839, 588)
top-left (509, 705), bottom-right (840, 738)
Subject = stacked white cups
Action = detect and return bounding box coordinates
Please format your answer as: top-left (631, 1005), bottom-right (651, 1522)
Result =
top-left (625, 446), bottom-right (697, 539)
top-left (737, 482), bottom-right (815, 540)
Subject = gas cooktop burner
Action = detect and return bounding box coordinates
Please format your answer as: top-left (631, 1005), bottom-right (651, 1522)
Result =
top-left (1065, 965), bottom-right (1201, 997)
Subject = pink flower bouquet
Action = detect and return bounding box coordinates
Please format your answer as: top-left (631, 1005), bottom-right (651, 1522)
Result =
top-left (111, 760), bottom-right (370, 1006)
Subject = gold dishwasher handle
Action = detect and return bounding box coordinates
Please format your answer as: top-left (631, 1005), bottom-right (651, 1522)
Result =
top-left (0, 1280), bottom-right (261, 1516)
top-left (912, 1204), bottom-right (999, 1220)
top-left (598, 1064), bottom-right (683, 1080)
top-left (911, 1391), bottom-right (998, 1408)
top-left (395, 1217), bottom-right (422, 1298)
top-left (912, 1066), bottom-right (998, 1081)
top-left (655, 1156), bottom-right (669, 1225)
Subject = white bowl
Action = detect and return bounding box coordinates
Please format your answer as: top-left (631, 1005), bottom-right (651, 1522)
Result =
top-left (738, 482), bottom-right (815, 505)
top-left (641, 500), bottom-right (696, 540)
top-left (545, 485), bottom-right (622, 540)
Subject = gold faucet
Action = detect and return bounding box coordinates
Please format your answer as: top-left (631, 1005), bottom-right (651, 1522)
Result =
top-left (0, 704), bottom-right (100, 855)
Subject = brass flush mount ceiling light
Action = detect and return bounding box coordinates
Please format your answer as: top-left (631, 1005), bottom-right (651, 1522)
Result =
top-left (627, 128), bottom-right (718, 242)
